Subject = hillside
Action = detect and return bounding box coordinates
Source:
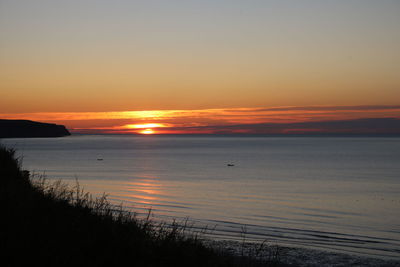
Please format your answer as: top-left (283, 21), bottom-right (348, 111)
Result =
top-left (0, 145), bottom-right (281, 266)
top-left (0, 119), bottom-right (70, 138)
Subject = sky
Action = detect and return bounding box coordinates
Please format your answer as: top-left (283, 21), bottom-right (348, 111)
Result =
top-left (1, 1), bottom-right (400, 134)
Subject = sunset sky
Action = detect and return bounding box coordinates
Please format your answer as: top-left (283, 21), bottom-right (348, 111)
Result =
top-left (1, 1), bottom-right (400, 134)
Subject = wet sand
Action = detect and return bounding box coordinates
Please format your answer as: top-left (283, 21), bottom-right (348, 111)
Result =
top-left (206, 240), bottom-right (400, 267)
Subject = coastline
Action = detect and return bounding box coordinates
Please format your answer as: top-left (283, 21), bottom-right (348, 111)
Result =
top-left (2, 143), bottom-right (400, 266)
top-left (0, 145), bottom-right (280, 266)
top-left (3, 135), bottom-right (400, 265)
top-left (0, 119), bottom-right (70, 138)
top-left (205, 240), bottom-right (400, 267)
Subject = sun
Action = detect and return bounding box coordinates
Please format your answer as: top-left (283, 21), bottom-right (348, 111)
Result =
top-left (120, 123), bottom-right (167, 134)
top-left (140, 128), bottom-right (155, 134)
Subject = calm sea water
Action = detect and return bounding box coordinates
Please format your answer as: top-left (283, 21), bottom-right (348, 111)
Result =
top-left (2, 135), bottom-right (400, 259)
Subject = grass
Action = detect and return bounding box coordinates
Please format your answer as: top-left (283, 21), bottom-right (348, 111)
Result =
top-left (0, 145), bottom-right (282, 266)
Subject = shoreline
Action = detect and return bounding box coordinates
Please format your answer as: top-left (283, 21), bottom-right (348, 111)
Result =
top-left (24, 175), bottom-right (400, 266)
top-left (0, 145), bottom-right (278, 266)
top-left (2, 143), bottom-right (400, 266)
top-left (205, 240), bottom-right (400, 267)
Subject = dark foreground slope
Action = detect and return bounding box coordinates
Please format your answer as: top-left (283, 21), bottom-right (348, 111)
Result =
top-left (0, 119), bottom-right (70, 138)
top-left (0, 146), bottom-right (279, 267)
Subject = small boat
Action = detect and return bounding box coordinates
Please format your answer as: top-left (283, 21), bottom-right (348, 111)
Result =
top-left (227, 164), bottom-right (235, 167)
top-left (97, 158), bottom-right (103, 161)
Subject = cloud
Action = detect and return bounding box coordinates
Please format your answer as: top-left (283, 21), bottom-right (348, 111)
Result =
top-left (149, 118), bottom-right (400, 134)
top-left (242, 105), bottom-right (400, 112)
top-left (76, 118), bottom-right (400, 135)
top-left (1, 105), bottom-right (400, 134)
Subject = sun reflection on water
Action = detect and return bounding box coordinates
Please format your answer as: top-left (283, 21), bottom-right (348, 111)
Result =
top-left (124, 179), bottom-right (163, 206)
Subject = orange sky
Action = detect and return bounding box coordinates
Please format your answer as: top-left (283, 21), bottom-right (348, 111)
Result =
top-left (2, 105), bottom-right (400, 134)
top-left (1, 2), bottom-right (400, 134)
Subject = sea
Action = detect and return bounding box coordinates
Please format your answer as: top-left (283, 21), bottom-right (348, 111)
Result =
top-left (2, 135), bottom-right (400, 260)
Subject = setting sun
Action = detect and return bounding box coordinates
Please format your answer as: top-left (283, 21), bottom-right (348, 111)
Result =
top-left (140, 129), bottom-right (155, 134)
top-left (125, 123), bottom-right (166, 134)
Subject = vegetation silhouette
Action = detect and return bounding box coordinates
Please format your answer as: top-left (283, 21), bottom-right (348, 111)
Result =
top-left (0, 145), bottom-right (282, 267)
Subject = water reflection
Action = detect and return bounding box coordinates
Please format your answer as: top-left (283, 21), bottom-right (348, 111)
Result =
top-left (125, 179), bottom-right (163, 204)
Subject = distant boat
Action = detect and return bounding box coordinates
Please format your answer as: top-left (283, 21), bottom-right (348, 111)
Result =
top-left (97, 158), bottom-right (103, 161)
top-left (227, 164), bottom-right (235, 167)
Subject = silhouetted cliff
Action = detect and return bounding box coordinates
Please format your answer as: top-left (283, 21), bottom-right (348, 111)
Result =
top-left (0, 119), bottom-right (70, 138)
